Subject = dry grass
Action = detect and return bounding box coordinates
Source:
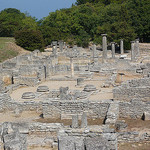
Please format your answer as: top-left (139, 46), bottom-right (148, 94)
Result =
top-left (120, 118), bottom-right (150, 131)
top-left (36, 117), bottom-right (104, 126)
top-left (0, 37), bottom-right (29, 62)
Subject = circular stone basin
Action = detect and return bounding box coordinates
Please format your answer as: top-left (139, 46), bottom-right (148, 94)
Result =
top-left (83, 85), bottom-right (97, 92)
top-left (22, 92), bottom-right (35, 99)
top-left (37, 86), bottom-right (49, 92)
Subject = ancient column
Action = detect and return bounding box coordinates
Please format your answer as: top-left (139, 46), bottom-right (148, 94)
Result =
top-left (101, 34), bottom-right (107, 60)
top-left (120, 39), bottom-right (124, 54)
top-left (131, 41), bottom-right (135, 61)
top-left (111, 42), bottom-right (115, 58)
top-left (64, 42), bottom-right (67, 50)
top-left (55, 46), bottom-right (57, 56)
top-left (135, 39), bottom-right (140, 57)
top-left (52, 46), bottom-right (57, 57)
top-left (59, 41), bottom-right (63, 52)
top-left (93, 44), bottom-right (96, 60)
top-left (72, 114), bottom-right (79, 128)
top-left (70, 57), bottom-right (74, 77)
top-left (81, 112), bottom-right (88, 128)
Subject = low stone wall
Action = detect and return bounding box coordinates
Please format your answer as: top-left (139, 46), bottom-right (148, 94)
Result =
top-left (118, 131), bottom-right (150, 142)
top-left (42, 100), bottom-right (111, 119)
top-left (119, 99), bottom-right (150, 119)
top-left (0, 122), bottom-right (63, 150)
top-left (58, 126), bottom-right (117, 150)
top-left (17, 77), bottom-right (40, 86)
top-left (0, 93), bottom-right (11, 112)
top-left (0, 94), bottom-right (42, 113)
top-left (113, 78), bottom-right (150, 101)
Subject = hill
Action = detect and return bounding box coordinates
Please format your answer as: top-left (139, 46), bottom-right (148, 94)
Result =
top-left (0, 37), bottom-right (29, 62)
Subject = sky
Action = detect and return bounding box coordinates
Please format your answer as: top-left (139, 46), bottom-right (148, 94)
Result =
top-left (0, 0), bottom-right (76, 20)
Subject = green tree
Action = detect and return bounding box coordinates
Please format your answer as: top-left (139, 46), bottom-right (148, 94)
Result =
top-left (0, 8), bottom-right (25, 36)
top-left (0, 8), bottom-right (38, 37)
top-left (127, 0), bottom-right (150, 42)
top-left (15, 30), bottom-right (44, 51)
top-left (21, 17), bottom-right (38, 30)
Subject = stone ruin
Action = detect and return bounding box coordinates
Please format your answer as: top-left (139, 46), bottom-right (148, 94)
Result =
top-left (0, 36), bottom-right (150, 150)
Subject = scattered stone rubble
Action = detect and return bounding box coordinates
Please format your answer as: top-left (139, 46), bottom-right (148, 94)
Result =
top-left (0, 37), bottom-right (150, 149)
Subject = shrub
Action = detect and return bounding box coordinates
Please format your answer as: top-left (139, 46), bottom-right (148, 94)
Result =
top-left (15, 30), bottom-right (44, 51)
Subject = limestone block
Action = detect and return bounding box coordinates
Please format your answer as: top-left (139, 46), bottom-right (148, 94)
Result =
top-left (4, 132), bottom-right (27, 150)
top-left (76, 78), bottom-right (84, 86)
top-left (81, 112), bottom-right (88, 128)
top-left (13, 107), bottom-right (21, 117)
top-left (4, 140), bottom-right (22, 150)
top-left (37, 86), bottom-right (49, 92)
top-left (143, 112), bottom-right (150, 121)
top-left (136, 69), bottom-right (143, 73)
top-left (59, 87), bottom-right (69, 100)
top-left (140, 64), bottom-right (147, 70)
top-left (115, 120), bottom-right (127, 130)
top-left (72, 115), bottom-right (79, 128)
top-left (58, 136), bottom-right (84, 150)
top-left (120, 55), bottom-right (127, 59)
top-left (83, 84), bottom-right (97, 92)
top-left (85, 136), bottom-right (110, 150)
top-left (22, 92), bottom-right (35, 99)
top-left (3, 75), bottom-right (12, 85)
top-left (74, 91), bottom-right (88, 100)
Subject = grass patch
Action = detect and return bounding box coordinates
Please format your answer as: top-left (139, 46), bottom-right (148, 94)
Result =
top-left (0, 37), bottom-right (18, 62)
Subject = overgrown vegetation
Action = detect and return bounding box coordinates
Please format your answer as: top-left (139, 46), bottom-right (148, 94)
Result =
top-left (0, 0), bottom-right (149, 50)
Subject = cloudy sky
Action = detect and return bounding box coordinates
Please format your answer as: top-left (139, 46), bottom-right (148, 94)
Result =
top-left (0, 0), bottom-right (76, 19)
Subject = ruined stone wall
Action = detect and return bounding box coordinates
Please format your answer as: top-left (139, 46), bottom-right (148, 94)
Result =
top-left (0, 94), bottom-right (42, 113)
top-left (42, 100), bottom-right (110, 119)
top-left (58, 127), bottom-right (117, 150)
top-left (0, 93), bottom-right (11, 112)
top-left (0, 122), bottom-right (63, 150)
top-left (113, 78), bottom-right (150, 101)
top-left (118, 131), bottom-right (150, 142)
top-left (119, 99), bottom-right (150, 119)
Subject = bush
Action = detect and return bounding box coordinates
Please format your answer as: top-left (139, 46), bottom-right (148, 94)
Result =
top-left (15, 30), bottom-right (44, 51)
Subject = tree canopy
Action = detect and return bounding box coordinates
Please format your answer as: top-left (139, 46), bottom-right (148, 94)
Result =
top-left (0, 8), bottom-right (38, 37)
top-left (0, 0), bottom-right (149, 49)
top-left (39, 0), bottom-right (149, 48)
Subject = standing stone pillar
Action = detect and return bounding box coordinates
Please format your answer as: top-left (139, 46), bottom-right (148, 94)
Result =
top-left (54, 46), bottom-right (57, 56)
top-left (101, 34), bottom-right (107, 60)
top-left (131, 41), bottom-right (135, 61)
top-left (93, 44), bottom-right (96, 61)
top-left (52, 46), bottom-right (57, 57)
top-left (72, 114), bottom-right (79, 128)
top-left (70, 57), bottom-right (74, 77)
top-left (120, 39), bottom-right (124, 54)
top-left (64, 42), bottom-right (67, 50)
top-left (81, 112), bottom-right (88, 128)
top-left (135, 39), bottom-right (140, 57)
top-left (59, 41), bottom-right (63, 52)
top-left (111, 42), bottom-right (115, 58)
top-left (77, 78), bottom-right (84, 86)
